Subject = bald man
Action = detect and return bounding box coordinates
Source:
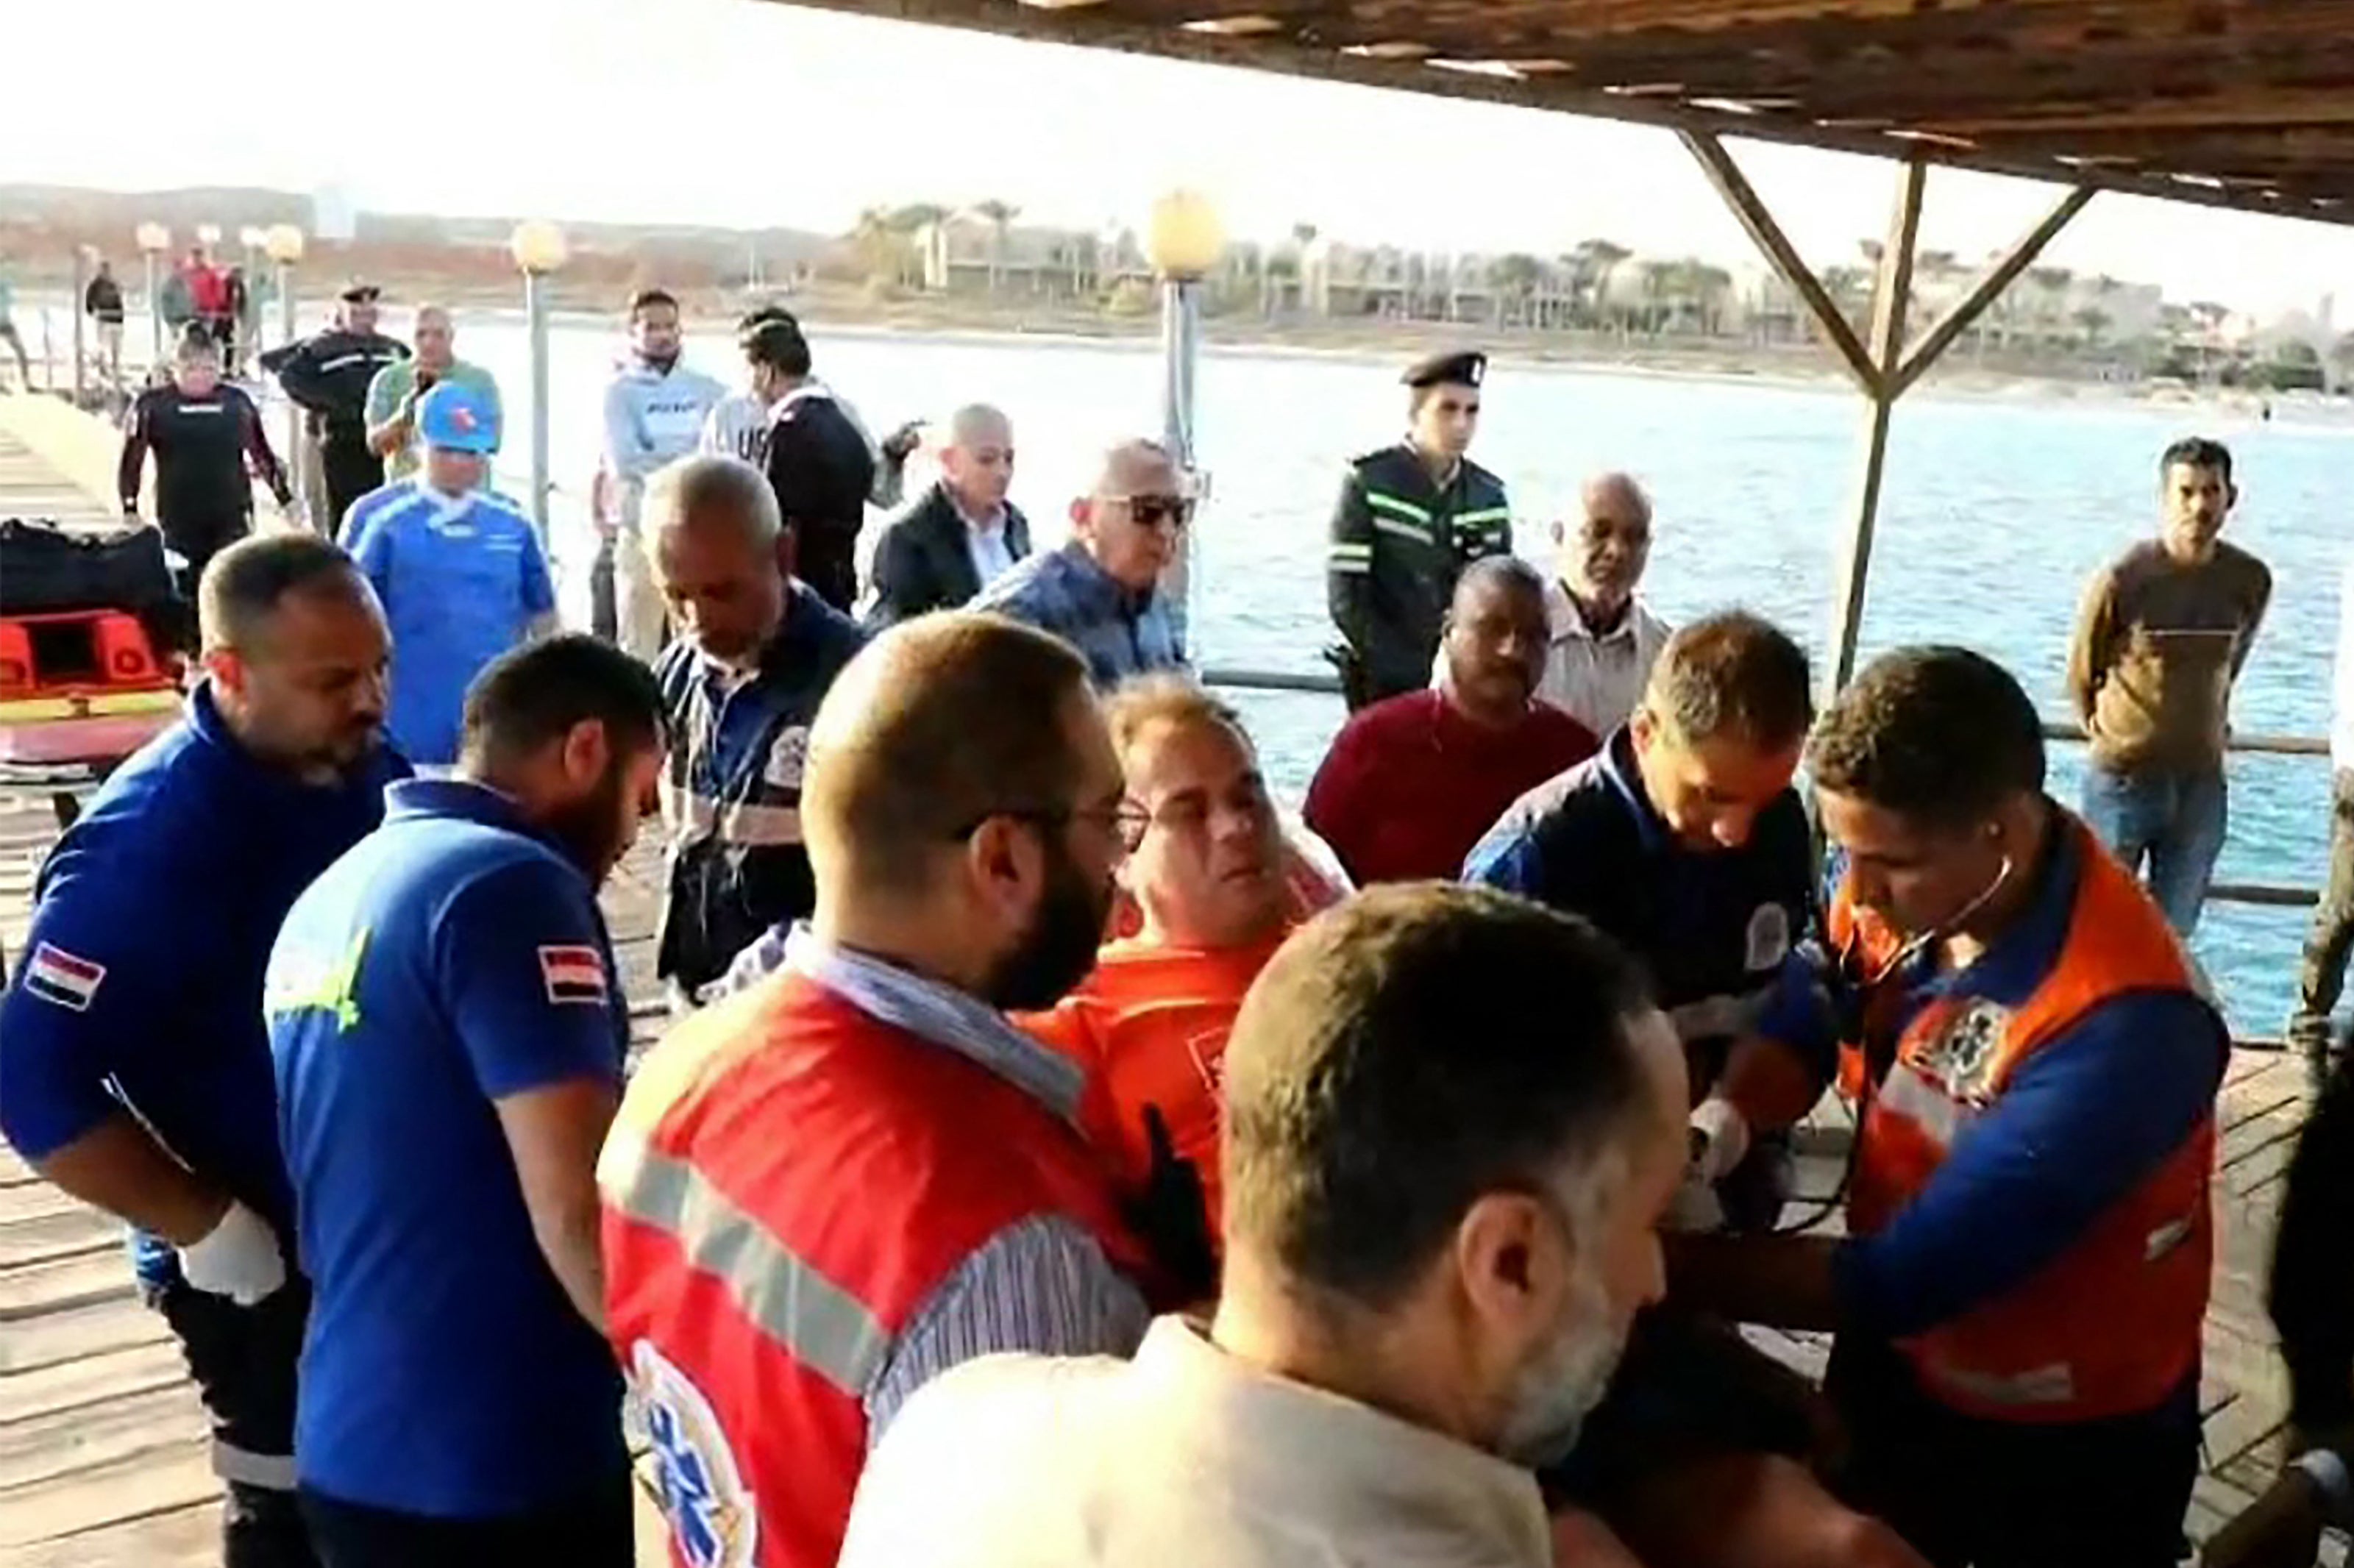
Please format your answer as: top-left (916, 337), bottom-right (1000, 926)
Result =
top-left (1542, 472), bottom-right (1673, 736)
top-left (972, 438), bottom-right (1190, 689)
top-left (866, 404), bottom-right (1032, 628)
top-left (363, 305), bottom-right (502, 482)
top-left (643, 454), bottom-right (864, 999)
top-left (600, 612), bottom-right (1171, 1568)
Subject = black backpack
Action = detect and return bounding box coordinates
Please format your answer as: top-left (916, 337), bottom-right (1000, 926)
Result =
top-left (0, 518), bottom-right (178, 617)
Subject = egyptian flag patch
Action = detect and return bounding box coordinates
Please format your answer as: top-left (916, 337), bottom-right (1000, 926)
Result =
top-left (538, 945), bottom-right (610, 1006)
top-left (24, 944), bottom-right (106, 1012)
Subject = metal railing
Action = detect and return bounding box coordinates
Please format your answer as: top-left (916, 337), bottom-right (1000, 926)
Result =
top-left (1198, 663), bottom-right (2330, 911)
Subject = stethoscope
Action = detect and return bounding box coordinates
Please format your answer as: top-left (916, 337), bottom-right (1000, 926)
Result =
top-left (1774, 848), bottom-right (2016, 1236)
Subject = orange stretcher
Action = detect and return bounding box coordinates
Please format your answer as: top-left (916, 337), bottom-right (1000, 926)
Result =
top-left (0, 609), bottom-right (183, 824)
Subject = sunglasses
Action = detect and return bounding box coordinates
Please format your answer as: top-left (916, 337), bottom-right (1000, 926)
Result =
top-left (1106, 494), bottom-right (1195, 532)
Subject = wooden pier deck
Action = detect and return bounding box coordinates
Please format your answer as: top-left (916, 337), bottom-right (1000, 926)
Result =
top-left (0, 413), bottom-right (2333, 1561)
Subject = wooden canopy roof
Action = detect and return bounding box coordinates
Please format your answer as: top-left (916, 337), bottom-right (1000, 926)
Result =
top-left (777, 0), bottom-right (2354, 224)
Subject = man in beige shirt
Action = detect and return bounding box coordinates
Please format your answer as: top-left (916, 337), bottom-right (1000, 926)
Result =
top-left (2068, 437), bottom-right (2270, 935)
top-left (839, 883), bottom-right (1685, 1567)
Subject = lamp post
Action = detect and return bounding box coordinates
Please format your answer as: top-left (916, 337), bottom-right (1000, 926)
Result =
top-left (1144, 189), bottom-right (1224, 659)
top-left (135, 221), bottom-right (170, 368)
top-left (509, 220), bottom-right (569, 544)
top-left (264, 225), bottom-right (306, 485)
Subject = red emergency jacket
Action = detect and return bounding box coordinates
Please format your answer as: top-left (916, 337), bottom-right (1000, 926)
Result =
top-left (600, 971), bottom-right (1157, 1568)
top-left (1830, 818), bottom-right (2218, 1423)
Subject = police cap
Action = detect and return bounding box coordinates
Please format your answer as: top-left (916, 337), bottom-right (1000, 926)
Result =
top-left (1402, 350), bottom-right (1486, 390)
top-left (338, 280), bottom-right (382, 304)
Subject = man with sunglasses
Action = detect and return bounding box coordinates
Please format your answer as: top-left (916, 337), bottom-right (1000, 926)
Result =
top-left (1325, 349), bottom-right (1512, 710)
top-left (1668, 646), bottom-right (2226, 1568)
top-left (972, 438), bottom-right (1190, 689)
top-left (602, 612), bottom-right (1177, 1568)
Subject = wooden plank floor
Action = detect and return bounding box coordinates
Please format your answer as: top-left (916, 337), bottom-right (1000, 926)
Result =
top-left (0, 423), bottom-right (2337, 1559)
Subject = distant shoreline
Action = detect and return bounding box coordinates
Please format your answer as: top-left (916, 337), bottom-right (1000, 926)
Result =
top-left (17, 277), bottom-right (2340, 428)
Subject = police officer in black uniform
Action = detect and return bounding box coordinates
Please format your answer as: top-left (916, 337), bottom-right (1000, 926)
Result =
top-left (1325, 349), bottom-right (1513, 710)
top-left (260, 283), bottom-right (408, 535)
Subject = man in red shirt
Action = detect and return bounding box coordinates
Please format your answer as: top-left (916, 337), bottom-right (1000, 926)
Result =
top-left (1305, 555), bottom-right (1597, 884)
top-left (1023, 677), bottom-right (1293, 1244)
top-left (600, 613), bottom-right (1178, 1568)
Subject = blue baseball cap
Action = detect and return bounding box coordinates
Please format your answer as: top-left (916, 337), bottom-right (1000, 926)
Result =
top-left (417, 381), bottom-right (500, 455)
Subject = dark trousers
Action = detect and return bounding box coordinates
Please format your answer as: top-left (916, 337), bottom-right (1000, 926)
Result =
top-left (299, 1470), bottom-right (635, 1568)
top-left (1827, 1336), bottom-right (2197, 1568)
top-left (161, 513), bottom-right (253, 610)
top-left (2293, 768), bottom-right (2354, 1078)
top-left (319, 433), bottom-right (385, 537)
top-left (797, 528), bottom-right (858, 614)
top-left (151, 1275), bottom-right (321, 1568)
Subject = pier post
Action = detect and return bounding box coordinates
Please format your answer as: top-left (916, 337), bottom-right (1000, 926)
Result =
top-left (1145, 190), bottom-right (1223, 661)
top-left (509, 221), bottom-right (570, 548)
top-left (69, 248), bottom-right (87, 407)
top-left (135, 223), bottom-right (169, 374)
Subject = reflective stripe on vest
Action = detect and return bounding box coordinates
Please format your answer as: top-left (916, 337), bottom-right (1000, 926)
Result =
top-left (1363, 490), bottom-right (1433, 525)
top-left (664, 782), bottom-right (805, 848)
top-left (1370, 516), bottom-right (1429, 546)
top-left (600, 1128), bottom-right (892, 1399)
top-left (1454, 506), bottom-right (1511, 528)
top-left (1329, 541), bottom-right (1373, 574)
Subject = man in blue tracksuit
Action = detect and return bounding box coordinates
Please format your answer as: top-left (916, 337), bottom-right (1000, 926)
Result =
top-left (0, 535), bottom-right (402, 1568)
top-left (268, 635), bottom-right (666, 1564)
top-left (341, 382), bottom-right (557, 769)
top-left (644, 455), bottom-right (865, 998)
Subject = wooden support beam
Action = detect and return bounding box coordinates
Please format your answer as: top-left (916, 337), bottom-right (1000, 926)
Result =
top-left (1824, 155), bottom-right (1925, 701)
top-left (1888, 183), bottom-right (2094, 399)
top-left (1680, 129), bottom-right (1879, 396)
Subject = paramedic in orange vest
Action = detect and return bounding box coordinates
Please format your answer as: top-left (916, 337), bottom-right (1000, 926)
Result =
top-left (598, 613), bottom-right (1181, 1568)
top-left (1668, 645), bottom-right (2226, 1568)
top-left (1021, 675), bottom-right (1295, 1244)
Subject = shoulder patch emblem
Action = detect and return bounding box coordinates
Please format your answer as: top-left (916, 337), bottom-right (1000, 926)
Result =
top-left (632, 1340), bottom-right (758, 1568)
top-left (762, 727), bottom-right (811, 791)
top-left (23, 944), bottom-right (105, 1012)
top-left (1744, 903), bottom-right (1791, 971)
top-left (539, 944), bottom-right (611, 1006)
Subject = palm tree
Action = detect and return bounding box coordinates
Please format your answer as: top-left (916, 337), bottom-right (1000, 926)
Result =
top-left (2073, 306), bottom-right (2112, 352)
top-left (851, 207), bottom-right (899, 288)
top-left (885, 204), bottom-right (950, 288)
top-left (1491, 253), bottom-right (1545, 327)
top-left (1568, 238), bottom-right (1631, 325)
top-left (973, 199), bottom-right (1021, 296)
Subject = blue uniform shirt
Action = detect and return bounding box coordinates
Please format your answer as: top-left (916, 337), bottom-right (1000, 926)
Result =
top-left (0, 685), bottom-right (402, 1283)
top-left (1829, 822), bottom-right (2227, 1339)
top-left (342, 481), bottom-right (555, 764)
top-left (1465, 727), bottom-right (1827, 1078)
top-left (268, 779), bottom-right (629, 1517)
top-left (970, 542), bottom-right (1184, 690)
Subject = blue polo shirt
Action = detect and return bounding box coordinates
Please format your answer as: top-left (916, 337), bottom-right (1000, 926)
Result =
top-left (0, 685), bottom-right (403, 1285)
top-left (343, 481), bottom-right (555, 764)
top-left (268, 779), bottom-right (628, 1517)
top-left (1829, 822), bottom-right (2227, 1341)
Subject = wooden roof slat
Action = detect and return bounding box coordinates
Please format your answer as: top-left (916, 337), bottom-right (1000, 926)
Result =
top-left (789, 0), bottom-right (2354, 226)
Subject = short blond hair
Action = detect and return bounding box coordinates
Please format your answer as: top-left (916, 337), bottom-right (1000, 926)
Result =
top-left (1101, 674), bottom-right (1251, 767)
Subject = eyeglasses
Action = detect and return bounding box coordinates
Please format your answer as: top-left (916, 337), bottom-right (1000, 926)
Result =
top-left (1105, 494), bottom-right (1195, 532)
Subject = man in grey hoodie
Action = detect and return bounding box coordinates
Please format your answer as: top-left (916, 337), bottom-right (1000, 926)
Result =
top-left (593, 288), bottom-right (725, 659)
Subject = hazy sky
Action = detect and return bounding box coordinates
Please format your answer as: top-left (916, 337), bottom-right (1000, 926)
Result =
top-left (17, 0), bottom-right (2353, 317)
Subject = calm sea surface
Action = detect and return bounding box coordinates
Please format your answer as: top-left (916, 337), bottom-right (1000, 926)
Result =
top-left (358, 310), bottom-right (2354, 1033)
